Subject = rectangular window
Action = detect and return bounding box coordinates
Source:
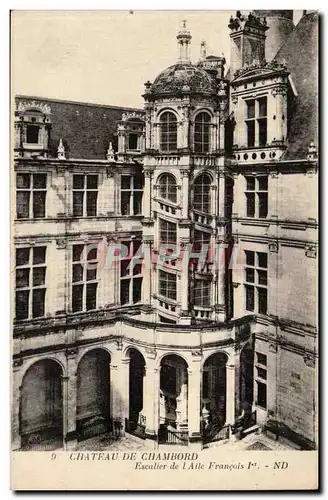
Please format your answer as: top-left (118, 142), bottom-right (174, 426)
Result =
top-left (245, 176), bottom-right (268, 218)
top-left (73, 174), bottom-right (98, 217)
top-left (158, 270), bottom-right (177, 300)
top-left (16, 173), bottom-right (47, 219)
top-left (244, 251), bottom-right (268, 314)
top-left (245, 97), bottom-right (267, 147)
top-left (128, 134), bottom-right (139, 151)
top-left (256, 381), bottom-right (267, 409)
top-left (256, 352), bottom-right (267, 366)
top-left (120, 240), bottom-right (143, 305)
top-left (15, 246), bottom-right (46, 320)
top-left (72, 244), bottom-right (98, 312)
top-left (194, 279), bottom-right (211, 307)
top-left (26, 124), bottom-right (40, 144)
top-left (120, 175), bottom-right (143, 215)
top-left (159, 219), bottom-right (177, 245)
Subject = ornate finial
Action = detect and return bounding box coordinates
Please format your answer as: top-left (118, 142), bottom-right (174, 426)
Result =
top-left (107, 141), bottom-right (115, 161)
top-left (177, 19), bottom-right (192, 63)
top-left (57, 138), bottom-right (66, 160)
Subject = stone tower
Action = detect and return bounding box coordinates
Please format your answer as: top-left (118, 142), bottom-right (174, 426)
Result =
top-left (254, 10), bottom-right (294, 61)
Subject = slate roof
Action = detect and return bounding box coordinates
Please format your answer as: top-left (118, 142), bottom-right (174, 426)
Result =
top-left (273, 11), bottom-right (319, 160)
top-left (15, 95), bottom-right (142, 160)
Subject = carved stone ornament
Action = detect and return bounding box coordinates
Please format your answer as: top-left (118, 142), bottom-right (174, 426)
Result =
top-left (268, 241), bottom-right (278, 253)
top-left (269, 342), bottom-right (277, 353)
top-left (271, 85), bottom-right (288, 97)
top-left (303, 352), bottom-right (315, 368)
top-left (191, 349), bottom-right (202, 357)
top-left (305, 244), bottom-right (317, 258)
top-left (65, 347), bottom-right (78, 358)
top-left (115, 339), bottom-right (123, 351)
top-left (16, 100), bottom-right (51, 115)
top-left (145, 347), bottom-right (157, 359)
top-left (121, 111), bottom-right (145, 122)
top-left (270, 170), bottom-right (279, 178)
top-left (56, 239), bottom-right (67, 249)
top-left (231, 95), bottom-right (238, 105)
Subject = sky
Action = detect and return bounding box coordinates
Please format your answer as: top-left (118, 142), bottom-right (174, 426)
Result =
top-left (12, 10), bottom-right (303, 109)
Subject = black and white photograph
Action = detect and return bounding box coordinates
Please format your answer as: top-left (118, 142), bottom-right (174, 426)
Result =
top-left (10, 9), bottom-right (319, 490)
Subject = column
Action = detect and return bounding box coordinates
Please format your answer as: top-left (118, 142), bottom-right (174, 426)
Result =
top-left (210, 185), bottom-right (217, 220)
top-left (225, 361), bottom-right (236, 428)
top-left (12, 361), bottom-right (22, 450)
top-left (141, 239), bottom-right (152, 311)
top-left (181, 170), bottom-right (189, 220)
top-left (234, 349), bottom-right (241, 419)
top-left (61, 376), bottom-right (68, 449)
top-left (179, 245), bottom-right (191, 324)
top-left (143, 169), bottom-right (153, 219)
top-left (176, 365), bottom-right (188, 428)
top-left (64, 350), bottom-right (78, 450)
top-left (142, 352), bottom-right (159, 446)
top-left (188, 354), bottom-right (202, 447)
top-left (110, 354), bottom-right (130, 431)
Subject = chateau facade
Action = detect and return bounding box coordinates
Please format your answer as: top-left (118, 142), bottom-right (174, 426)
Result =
top-left (12, 10), bottom-right (318, 451)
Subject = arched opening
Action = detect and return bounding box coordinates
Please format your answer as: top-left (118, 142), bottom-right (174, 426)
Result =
top-left (158, 354), bottom-right (188, 444)
top-left (194, 112), bottom-right (211, 153)
top-left (76, 349), bottom-right (111, 440)
top-left (20, 359), bottom-right (63, 450)
top-left (160, 112), bottom-right (177, 152)
top-left (158, 173), bottom-right (177, 203)
top-left (126, 348), bottom-right (146, 433)
top-left (194, 173), bottom-right (211, 214)
top-left (201, 352), bottom-right (228, 441)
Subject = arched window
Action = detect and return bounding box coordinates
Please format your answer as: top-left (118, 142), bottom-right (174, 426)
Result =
top-left (158, 173), bottom-right (177, 203)
top-left (194, 173), bottom-right (211, 213)
top-left (160, 112), bottom-right (177, 152)
top-left (194, 112), bottom-right (211, 153)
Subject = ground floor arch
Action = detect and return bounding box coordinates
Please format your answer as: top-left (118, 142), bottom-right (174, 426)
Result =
top-left (158, 354), bottom-right (189, 444)
top-left (20, 358), bottom-right (63, 450)
top-left (201, 352), bottom-right (229, 442)
top-left (76, 348), bottom-right (111, 439)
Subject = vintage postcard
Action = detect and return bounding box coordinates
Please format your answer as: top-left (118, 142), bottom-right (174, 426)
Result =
top-left (10, 9), bottom-right (319, 490)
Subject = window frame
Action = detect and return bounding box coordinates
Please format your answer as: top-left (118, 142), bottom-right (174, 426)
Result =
top-left (72, 244), bottom-right (98, 312)
top-left (120, 174), bottom-right (143, 216)
top-left (16, 172), bottom-right (47, 219)
top-left (244, 250), bottom-right (268, 315)
top-left (245, 176), bottom-right (268, 219)
top-left (245, 97), bottom-right (268, 148)
top-left (119, 240), bottom-right (143, 305)
top-left (159, 111), bottom-right (178, 152)
top-left (158, 173), bottom-right (177, 204)
top-left (158, 269), bottom-right (177, 301)
top-left (72, 174), bottom-right (98, 218)
top-left (194, 112), bottom-right (211, 153)
top-left (193, 173), bottom-right (212, 215)
top-left (15, 246), bottom-right (47, 320)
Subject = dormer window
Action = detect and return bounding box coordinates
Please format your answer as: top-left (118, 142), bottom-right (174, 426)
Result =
top-left (246, 97), bottom-right (267, 147)
top-left (14, 100), bottom-right (51, 158)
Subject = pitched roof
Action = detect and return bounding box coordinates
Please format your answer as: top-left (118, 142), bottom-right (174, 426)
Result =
top-left (15, 95), bottom-right (142, 160)
top-left (272, 11), bottom-right (318, 160)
